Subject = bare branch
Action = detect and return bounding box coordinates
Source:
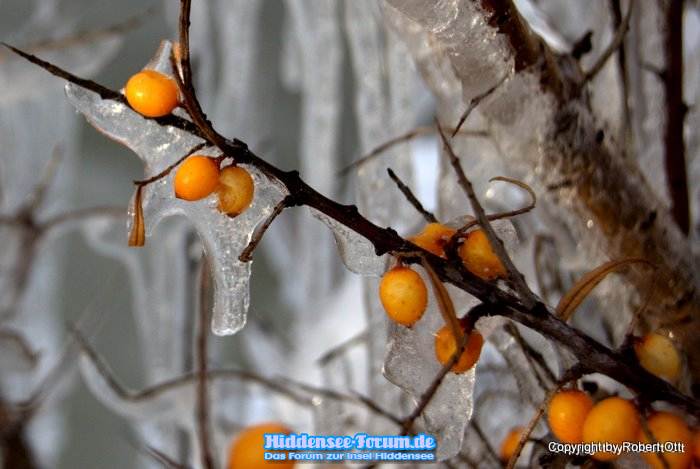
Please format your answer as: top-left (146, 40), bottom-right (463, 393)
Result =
top-left (436, 119), bottom-right (537, 310)
top-left (387, 168), bottom-right (437, 224)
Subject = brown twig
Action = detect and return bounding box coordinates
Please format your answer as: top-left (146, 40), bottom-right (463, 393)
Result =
top-left (387, 168), bottom-right (437, 224)
top-left (663, 0), bottom-right (689, 235)
top-left (1, 43), bottom-right (205, 139)
top-left (239, 196), bottom-right (293, 262)
top-left (583, 0), bottom-right (634, 83)
top-left (452, 75), bottom-right (508, 137)
top-left (195, 259), bottom-right (215, 469)
top-left (338, 125), bottom-right (488, 176)
top-left (436, 119), bottom-right (538, 310)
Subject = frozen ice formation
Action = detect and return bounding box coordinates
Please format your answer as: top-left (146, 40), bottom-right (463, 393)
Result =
top-left (381, 218), bottom-right (517, 460)
top-left (311, 208), bottom-right (388, 276)
top-left (65, 41), bottom-right (287, 335)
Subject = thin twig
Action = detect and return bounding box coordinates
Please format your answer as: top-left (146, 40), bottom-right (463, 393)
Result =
top-left (504, 372), bottom-right (579, 469)
top-left (195, 258), bottom-right (215, 469)
top-left (583, 0), bottom-right (634, 83)
top-left (20, 146), bottom-right (62, 216)
top-left (0, 6), bottom-right (156, 63)
top-left (452, 75), bottom-right (508, 137)
top-left (133, 143), bottom-right (206, 186)
top-left (436, 119), bottom-right (537, 310)
top-left (387, 168), bottom-right (437, 223)
top-left (471, 421), bottom-right (501, 465)
top-left (338, 125), bottom-right (488, 176)
top-left (399, 303), bottom-right (491, 435)
top-left (1, 43), bottom-right (205, 139)
top-left (239, 196), bottom-right (292, 262)
top-left (663, 0), bottom-right (689, 234)
top-left (174, 0), bottom-right (227, 151)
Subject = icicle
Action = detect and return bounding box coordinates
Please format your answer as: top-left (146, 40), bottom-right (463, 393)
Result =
top-left (310, 208), bottom-right (388, 276)
top-left (65, 41), bottom-right (288, 335)
top-left (382, 279), bottom-right (478, 461)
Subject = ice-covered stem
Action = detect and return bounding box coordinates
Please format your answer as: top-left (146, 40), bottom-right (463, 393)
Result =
top-left (386, 168), bottom-right (437, 224)
top-left (436, 119), bottom-right (537, 309)
top-left (663, 0), bottom-right (689, 235)
top-left (384, 0), bottom-right (700, 393)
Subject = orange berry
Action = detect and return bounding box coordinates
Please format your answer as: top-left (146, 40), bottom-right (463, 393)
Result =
top-left (124, 69), bottom-right (179, 117)
top-left (634, 333), bottom-right (680, 380)
top-left (457, 229), bottom-right (507, 280)
top-left (693, 429), bottom-right (700, 465)
top-left (500, 427), bottom-right (525, 462)
top-left (547, 389), bottom-right (594, 444)
top-left (639, 412), bottom-right (693, 469)
top-left (408, 223), bottom-right (456, 257)
top-left (215, 165), bottom-right (255, 216)
top-left (227, 422), bottom-right (295, 469)
top-left (581, 397), bottom-right (640, 461)
top-left (379, 267), bottom-right (428, 326)
top-left (434, 324), bottom-right (483, 373)
top-left (174, 155), bottom-right (220, 201)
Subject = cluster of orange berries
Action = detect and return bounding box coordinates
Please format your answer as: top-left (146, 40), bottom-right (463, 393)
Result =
top-left (378, 222), bottom-right (506, 374)
top-left (124, 69), bottom-right (254, 215)
top-left (499, 332), bottom-right (692, 466)
top-left (501, 388), bottom-right (699, 468)
top-left (174, 155), bottom-right (255, 215)
top-left (545, 388), bottom-right (698, 468)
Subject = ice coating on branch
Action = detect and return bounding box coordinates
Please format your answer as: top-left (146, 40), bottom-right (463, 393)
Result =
top-left (383, 0), bottom-right (512, 101)
top-left (65, 41), bottom-right (287, 335)
top-left (310, 208), bottom-right (388, 276)
top-left (382, 280), bottom-right (478, 460)
top-left (382, 218), bottom-right (517, 460)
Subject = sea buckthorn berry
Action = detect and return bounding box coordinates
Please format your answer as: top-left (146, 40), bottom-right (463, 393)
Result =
top-left (174, 155), bottom-right (220, 201)
top-left (124, 69), bottom-right (179, 118)
top-left (408, 223), bottom-right (456, 258)
top-left (547, 389), bottom-right (594, 444)
top-left (227, 422), bottom-right (295, 469)
top-left (634, 333), bottom-right (680, 380)
top-left (457, 229), bottom-right (507, 281)
top-left (379, 267), bottom-right (428, 326)
top-left (434, 324), bottom-right (484, 373)
top-left (639, 412), bottom-right (693, 469)
top-left (581, 397), bottom-right (640, 461)
top-left (500, 427), bottom-right (524, 462)
top-left (215, 165), bottom-right (255, 216)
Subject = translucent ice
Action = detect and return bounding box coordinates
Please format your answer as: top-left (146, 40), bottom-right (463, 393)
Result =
top-left (382, 278), bottom-right (478, 460)
top-left (310, 208), bottom-right (388, 276)
top-left (65, 41), bottom-right (288, 335)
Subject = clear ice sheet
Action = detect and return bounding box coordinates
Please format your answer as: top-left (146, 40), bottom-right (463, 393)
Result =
top-left (65, 41), bottom-right (288, 336)
top-left (310, 208), bottom-right (388, 276)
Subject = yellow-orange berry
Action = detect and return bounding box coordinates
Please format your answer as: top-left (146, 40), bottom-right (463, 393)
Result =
top-left (408, 223), bottom-right (457, 258)
top-left (639, 412), bottom-right (693, 469)
top-left (547, 389), bottom-right (594, 444)
top-left (500, 427), bottom-right (524, 462)
top-left (379, 267), bottom-right (428, 326)
top-left (125, 69), bottom-right (179, 117)
top-left (434, 325), bottom-right (483, 373)
top-left (634, 333), bottom-right (680, 380)
top-left (227, 422), bottom-right (295, 469)
top-left (581, 397), bottom-right (640, 461)
top-left (215, 165), bottom-right (255, 216)
top-left (458, 229), bottom-right (507, 280)
top-left (174, 155), bottom-right (220, 201)
top-left (693, 429), bottom-right (700, 465)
